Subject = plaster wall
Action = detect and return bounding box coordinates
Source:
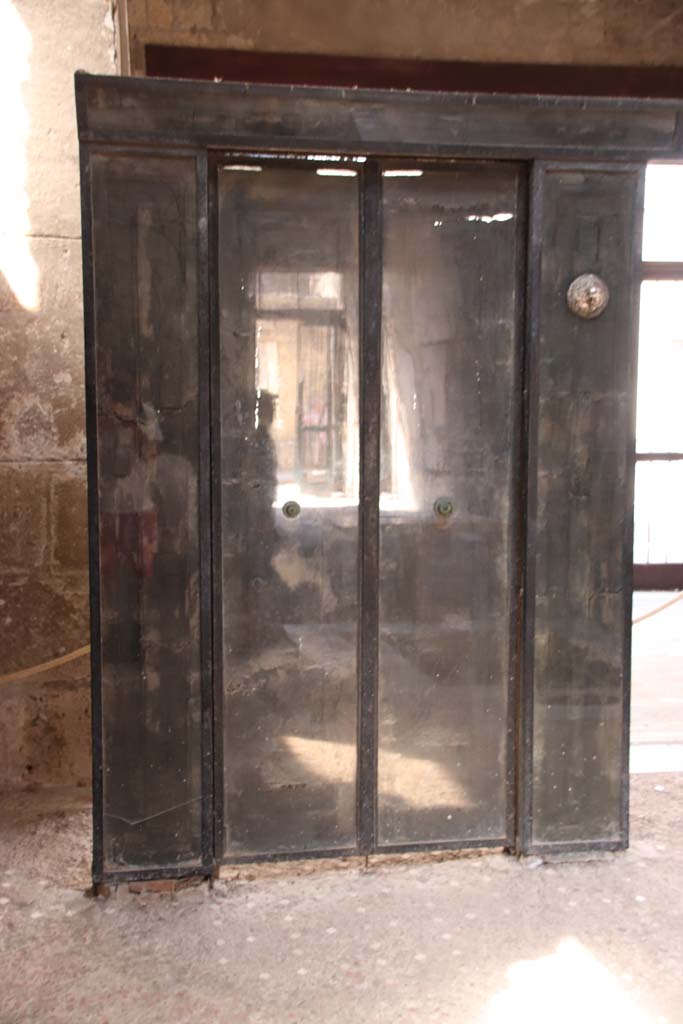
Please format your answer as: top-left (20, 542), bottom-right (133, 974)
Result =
top-left (0, 0), bottom-right (115, 789)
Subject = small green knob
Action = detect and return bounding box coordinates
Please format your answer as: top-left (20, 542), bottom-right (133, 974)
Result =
top-left (434, 497), bottom-right (454, 518)
top-left (282, 500), bottom-right (301, 519)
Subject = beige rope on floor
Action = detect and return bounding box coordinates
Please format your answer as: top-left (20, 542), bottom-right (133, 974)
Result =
top-left (0, 589), bottom-right (681, 684)
top-left (631, 591), bottom-right (683, 625)
top-left (0, 645), bottom-right (91, 685)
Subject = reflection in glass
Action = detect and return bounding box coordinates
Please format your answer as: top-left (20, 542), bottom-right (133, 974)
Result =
top-left (218, 165), bottom-right (359, 856)
top-left (634, 460), bottom-right (683, 564)
top-left (636, 281), bottom-right (683, 454)
top-left (92, 155), bottom-right (202, 869)
top-left (257, 271), bottom-right (344, 311)
top-left (642, 164), bottom-right (683, 262)
top-left (378, 166), bottom-right (521, 845)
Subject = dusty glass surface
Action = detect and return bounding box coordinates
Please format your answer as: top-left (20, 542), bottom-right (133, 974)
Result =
top-left (377, 166), bottom-right (521, 845)
top-left (92, 155), bottom-right (202, 868)
top-left (219, 165), bottom-right (359, 856)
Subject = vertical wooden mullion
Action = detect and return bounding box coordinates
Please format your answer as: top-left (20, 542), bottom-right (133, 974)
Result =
top-left (517, 160), bottom-right (544, 854)
top-left (620, 165), bottom-right (646, 846)
top-left (357, 162), bottom-right (382, 854)
top-left (80, 141), bottom-right (105, 886)
top-left (197, 150), bottom-right (215, 871)
top-left (208, 154), bottom-right (225, 864)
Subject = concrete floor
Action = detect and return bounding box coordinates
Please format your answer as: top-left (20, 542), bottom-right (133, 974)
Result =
top-left (0, 594), bottom-right (681, 1024)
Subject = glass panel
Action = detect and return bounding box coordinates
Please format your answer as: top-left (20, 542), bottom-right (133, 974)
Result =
top-left (636, 281), bottom-right (683, 454)
top-left (219, 165), bottom-right (359, 856)
top-left (92, 154), bottom-right (202, 869)
top-left (529, 166), bottom-right (639, 846)
top-left (378, 165), bottom-right (521, 845)
top-left (634, 461), bottom-right (683, 564)
top-left (642, 164), bottom-right (683, 262)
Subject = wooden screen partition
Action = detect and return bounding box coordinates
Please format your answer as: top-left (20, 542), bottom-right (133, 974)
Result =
top-left (76, 72), bottom-right (682, 884)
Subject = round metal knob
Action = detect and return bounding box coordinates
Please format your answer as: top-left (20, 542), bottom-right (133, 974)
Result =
top-left (282, 500), bottom-right (301, 519)
top-left (566, 273), bottom-right (609, 320)
top-left (433, 497), bottom-right (454, 518)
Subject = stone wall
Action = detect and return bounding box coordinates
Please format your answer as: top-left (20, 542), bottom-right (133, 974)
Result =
top-left (0, 0), bottom-right (115, 789)
top-left (125, 0), bottom-right (683, 75)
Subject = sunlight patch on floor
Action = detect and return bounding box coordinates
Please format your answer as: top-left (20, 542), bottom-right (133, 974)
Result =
top-left (479, 938), bottom-right (662, 1024)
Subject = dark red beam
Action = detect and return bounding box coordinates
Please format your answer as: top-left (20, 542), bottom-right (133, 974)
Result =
top-left (145, 45), bottom-right (683, 99)
top-left (634, 564), bottom-right (683, 590)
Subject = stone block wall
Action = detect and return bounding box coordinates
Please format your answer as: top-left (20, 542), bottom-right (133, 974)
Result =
top-left (0, 0), bottom-right (115, 789)
top-left (124, 0), bottom-right (683, 75)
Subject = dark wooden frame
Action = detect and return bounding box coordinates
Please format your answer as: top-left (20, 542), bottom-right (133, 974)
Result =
top-left (77, 72), bottom-right (682, 884)
top-left (76, 74), bottom-right (683, 161)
